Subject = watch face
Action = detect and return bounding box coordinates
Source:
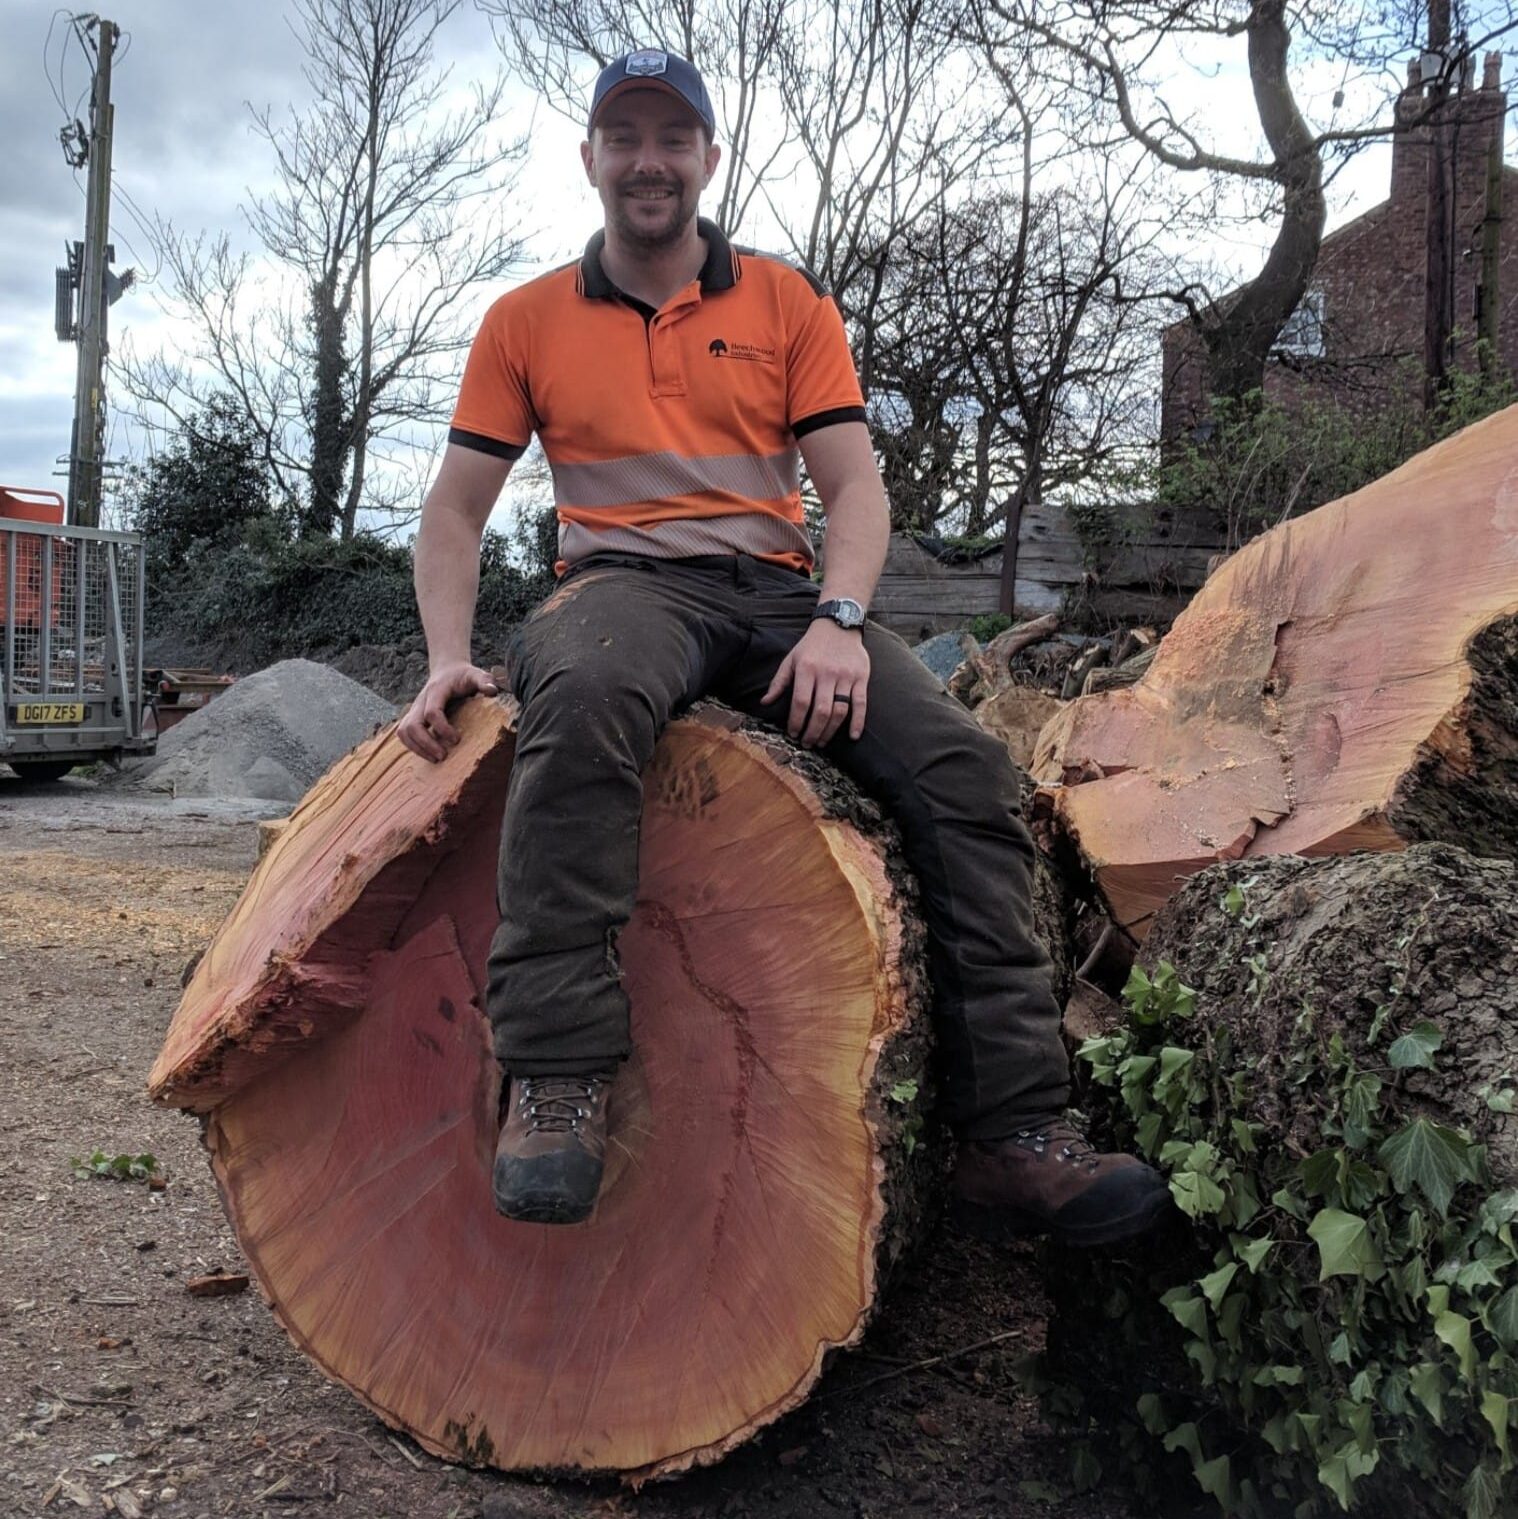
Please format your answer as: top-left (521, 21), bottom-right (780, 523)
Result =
top-left (836, 598), bottom-right (866, 628)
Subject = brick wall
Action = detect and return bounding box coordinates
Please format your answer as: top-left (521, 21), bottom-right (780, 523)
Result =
top-left (1162, 55), bottom-right (1514, 440)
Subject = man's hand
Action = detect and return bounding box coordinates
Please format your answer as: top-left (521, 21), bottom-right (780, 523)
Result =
top-left (761, 620), bottom-right (869, 747)
top-left (397, 662), bottom-right (500, 762)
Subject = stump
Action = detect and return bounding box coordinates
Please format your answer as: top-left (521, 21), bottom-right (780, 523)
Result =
top-left (1032, 405), bottom-right (1518, 937)
top-left (149, 697), bottom-right (940, 1479)
top-left (1043, 845), bottom-right (1518, 1515)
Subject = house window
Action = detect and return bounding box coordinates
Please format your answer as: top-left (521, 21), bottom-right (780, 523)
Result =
top-left (1274, 288), bottom-right (1326, 359)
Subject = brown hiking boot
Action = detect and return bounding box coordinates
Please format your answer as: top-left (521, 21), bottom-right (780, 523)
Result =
top-left (493, 1075), bottom-right (611, 1224)
top-left (952, 1120), bottom-right (1173, 1248)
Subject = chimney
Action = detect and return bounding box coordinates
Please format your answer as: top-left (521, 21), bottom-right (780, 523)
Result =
top-left (1390, 50), bottom-right (1507, 209)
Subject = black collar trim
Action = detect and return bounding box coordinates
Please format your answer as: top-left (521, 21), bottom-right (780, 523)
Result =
top-left (579, 217), bottom-right (737, 301)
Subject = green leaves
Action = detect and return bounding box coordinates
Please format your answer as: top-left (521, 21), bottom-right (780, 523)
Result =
top-left (1122, 961), bottom-right (1197, 1026)
top-left (1387, 1020), bottom-right (1444, 1071)
top-left (1379, 1119), bottom-right (1480, 1215)
top-left (71, 1150), bottom-right (160, 1183)
top-left (1049, 945), bottom-right (1518, 1519)
top-left (1307, 1208), bottom-right (1385, 1282)
top-left (1434, 1309), bottom-right (1476, 1380)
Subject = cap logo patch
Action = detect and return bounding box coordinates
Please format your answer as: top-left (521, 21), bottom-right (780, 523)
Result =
top-left (625, 50), bottom-right (669, 77)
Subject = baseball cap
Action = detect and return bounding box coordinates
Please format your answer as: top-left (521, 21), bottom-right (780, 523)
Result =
top-left (587, 50), bottom-right (716, 140)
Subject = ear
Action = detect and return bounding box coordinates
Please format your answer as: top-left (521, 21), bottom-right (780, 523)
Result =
top-left (581, 138), bottom-right (597, 186)
top-left (702, 140), bottom-right (722, 190)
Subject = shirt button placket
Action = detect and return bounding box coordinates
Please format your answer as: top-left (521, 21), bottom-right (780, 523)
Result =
top-left (650, 304), bottom-right (691, 398)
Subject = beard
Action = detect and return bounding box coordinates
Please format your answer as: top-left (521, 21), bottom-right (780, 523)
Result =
top-left (608, 178), bottom-right (699, 251)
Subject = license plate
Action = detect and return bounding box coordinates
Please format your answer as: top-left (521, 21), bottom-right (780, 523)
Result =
top-left (14, 702), bottom-right (86, 724)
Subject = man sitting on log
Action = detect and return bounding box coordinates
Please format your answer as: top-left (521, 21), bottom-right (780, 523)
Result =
top-left (397, 50), bottom-right (1170, 1248)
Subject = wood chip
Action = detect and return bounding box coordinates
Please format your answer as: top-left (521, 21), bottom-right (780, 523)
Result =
top-left (185, 1271), bottom-right (249, 1298)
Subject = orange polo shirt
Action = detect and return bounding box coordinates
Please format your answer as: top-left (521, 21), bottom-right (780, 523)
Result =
top-left (449, 219), bottom-right (866, 573)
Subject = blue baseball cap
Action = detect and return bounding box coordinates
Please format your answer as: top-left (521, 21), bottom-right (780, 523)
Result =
top-left (587, 50), bottom-right (716, 140)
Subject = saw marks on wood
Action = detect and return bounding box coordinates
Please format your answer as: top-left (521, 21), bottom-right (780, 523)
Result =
top-left (1035, 404), bottom-right (1518, 935)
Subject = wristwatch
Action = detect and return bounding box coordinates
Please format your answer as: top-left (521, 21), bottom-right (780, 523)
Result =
top-left (812, 597), bottom-right (867, 630)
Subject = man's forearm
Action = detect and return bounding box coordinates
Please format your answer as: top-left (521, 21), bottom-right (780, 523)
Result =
top-left (415, 507), bottom-right (484, 672)
top-left (818, 477), bottom-right (890, 608)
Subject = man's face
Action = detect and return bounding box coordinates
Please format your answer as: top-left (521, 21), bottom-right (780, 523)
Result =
top-left (582, 89), bottom-right (721, 251)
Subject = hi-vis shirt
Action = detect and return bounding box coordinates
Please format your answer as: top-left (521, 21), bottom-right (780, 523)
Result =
top-left (449, 219), bottom-right (867, 574)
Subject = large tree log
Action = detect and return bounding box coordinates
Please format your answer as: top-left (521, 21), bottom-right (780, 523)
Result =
top-left (1032, 405), bottom-right (1518, 938)
top-left (1044, 845), bottom-right (1518, 1515)
top-left (149, 697), bottom-right (947, 1479)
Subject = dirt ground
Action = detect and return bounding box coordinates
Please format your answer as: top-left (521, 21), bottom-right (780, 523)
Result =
top-left (0, 772), bottom-right (1139, 1519)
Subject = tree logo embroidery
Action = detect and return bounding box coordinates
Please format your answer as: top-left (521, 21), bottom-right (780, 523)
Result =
top-left (708, 338), bottom-right (775, 364)
top-left (625, 50), bottom-right (668, 77)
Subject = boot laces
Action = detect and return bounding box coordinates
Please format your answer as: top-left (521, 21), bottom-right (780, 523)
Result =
top-left (1014, 1124), bottom-right (1101, 1172)
top-left (518, 1076), bottom-right (602, 1134)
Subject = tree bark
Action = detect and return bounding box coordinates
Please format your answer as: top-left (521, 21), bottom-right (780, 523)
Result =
top-left (148, 698), bottom-right (941, 1479)
top-left (1143, 846), bottom-right (1518, 1180)
top-left (1032, 403), bottom-right (1518, 938)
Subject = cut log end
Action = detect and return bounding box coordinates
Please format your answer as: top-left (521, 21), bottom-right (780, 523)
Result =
top-left (1034, 406), bottom-right (1518, 932)
top-left (152, 699), bottom-right (934, 1478)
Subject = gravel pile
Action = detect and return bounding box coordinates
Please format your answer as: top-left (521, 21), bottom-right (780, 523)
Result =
top-left (124, 659), bottom-right (395, 803)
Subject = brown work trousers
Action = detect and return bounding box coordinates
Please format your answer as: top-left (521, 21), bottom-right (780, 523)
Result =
top-left (488, 552), bottom-right (1070, 1139)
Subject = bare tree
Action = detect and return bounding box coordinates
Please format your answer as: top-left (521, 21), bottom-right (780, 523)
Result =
top-left (978, 1), bottom-right (1518, 405)
top-left (123, 0), bottom-right (528, 538)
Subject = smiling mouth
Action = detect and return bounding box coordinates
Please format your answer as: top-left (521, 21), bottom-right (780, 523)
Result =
top-left (626, 188), bottom-right (676, 200)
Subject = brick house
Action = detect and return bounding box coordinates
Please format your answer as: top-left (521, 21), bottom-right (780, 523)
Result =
top-left (1161, 53), bottom-right (1516, 439)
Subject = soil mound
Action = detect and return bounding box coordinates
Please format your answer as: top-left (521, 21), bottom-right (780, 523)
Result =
top-left (125, 659), bottom-right (394, 803)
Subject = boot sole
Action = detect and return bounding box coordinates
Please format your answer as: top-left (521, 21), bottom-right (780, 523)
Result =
top-left (950, 1187), bottom-right (1175, 1249)
top-left (495, 1191), bottom-right (595, 1226)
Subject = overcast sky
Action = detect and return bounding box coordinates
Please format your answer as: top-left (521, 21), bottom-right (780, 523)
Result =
top-left (0, 1), bottom-right (1449, 530)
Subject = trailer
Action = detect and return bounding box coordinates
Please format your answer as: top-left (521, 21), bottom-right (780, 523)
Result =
top-left (1, 486), bottom-right (155, 781)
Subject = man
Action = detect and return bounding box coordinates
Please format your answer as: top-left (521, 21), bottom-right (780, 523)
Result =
top-left (398, 50), bottom-right (1170, 1248)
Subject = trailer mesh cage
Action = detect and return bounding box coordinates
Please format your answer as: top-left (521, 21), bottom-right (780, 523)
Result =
top-left (1, 517), bottom-right (151, 764)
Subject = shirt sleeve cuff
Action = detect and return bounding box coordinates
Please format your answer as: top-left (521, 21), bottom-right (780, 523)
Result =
top-left (791, 405), bottom-right (868, 439)
top-left (448, 426), bottom-right (528, 460)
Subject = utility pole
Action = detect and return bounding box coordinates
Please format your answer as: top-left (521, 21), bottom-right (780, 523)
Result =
top-left (68, 15), bottom-right (120, 528)
top-left (1423, 0), bottom-right (1454, 409)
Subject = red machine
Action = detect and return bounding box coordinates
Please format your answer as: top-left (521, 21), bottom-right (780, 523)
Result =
top-left (0, 486), bottom-right (67, 627)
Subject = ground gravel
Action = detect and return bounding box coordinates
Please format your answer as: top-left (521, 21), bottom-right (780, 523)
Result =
top-left (121, 659), bottom-right (394, 803)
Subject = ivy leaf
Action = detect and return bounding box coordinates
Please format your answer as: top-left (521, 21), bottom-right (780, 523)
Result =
top-left (1135, 1392), bottom-right (1167, 1436)
top-left (1134, 1111), bottom-right (1163, 1157)
top-left (1434, 1309), bottom-right (1477, 1380)
top-left (1193, 1453), bottom-right (1231, 1504)
top-left (1409, 1362), bottom-right (1444, 1426)
top-left (1464, 1460), bottom-right (1504, 1519)
top-left (1387, 1020), bottom-right (1444, 1071)
top-left (1234, 1236), bottom-right (1274, 1273)
top-left (1160, 1287), bottom-right (1209, 1338)
top-left (1123, 964), bottom-right (1155, 1020)
top-left (1198, 1262), bottom-right (1238, 1311)
top-left (1481, 1390), bottom-right (1511, 1471)
top-left (1318, 1441), bottom-right (1379, 1510)
top-left (1171, 1170), bottom-right (1226, 1219)
top-left (1308, 1208), bottom-right (1385, 1282)
top-left (1488, 1287), bottom-right (1518, 1348)
top-left (1457, 1258), bottom-right (1504, 1292)
top-left (1070, 1443), bottom-right (1101, 1493)
top-left (1379, 1119), bottom-right (1476, 1215)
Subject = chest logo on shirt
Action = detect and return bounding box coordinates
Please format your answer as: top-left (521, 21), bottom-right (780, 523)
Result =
top-left (708, 338), bottom-right (777, 365)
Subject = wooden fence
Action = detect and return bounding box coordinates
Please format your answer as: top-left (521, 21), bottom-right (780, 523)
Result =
top-left (866, 499), bottom-right (1225, 641)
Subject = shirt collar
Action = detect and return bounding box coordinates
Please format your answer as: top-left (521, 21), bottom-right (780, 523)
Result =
top-left (579, 217), bottom-right (737, 301)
